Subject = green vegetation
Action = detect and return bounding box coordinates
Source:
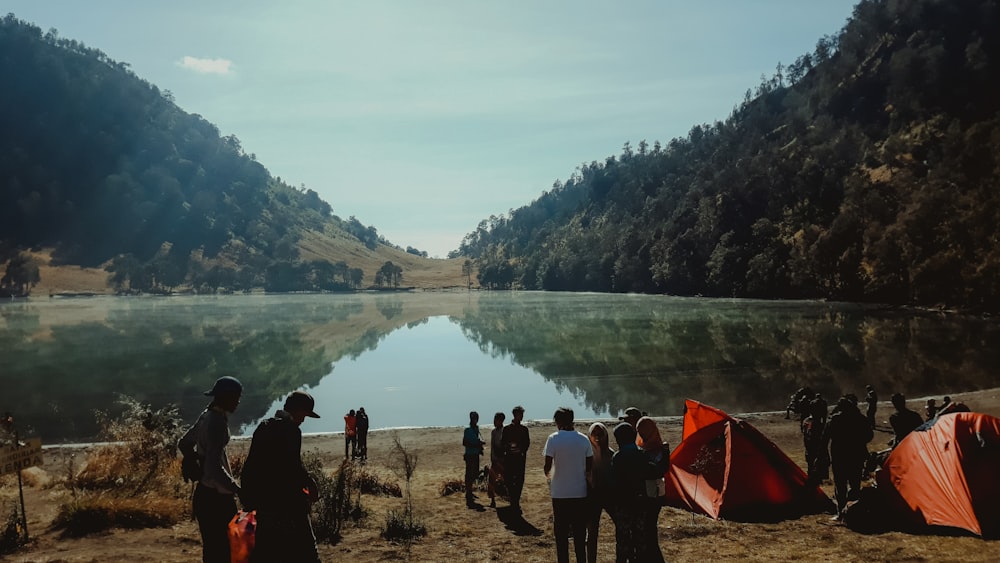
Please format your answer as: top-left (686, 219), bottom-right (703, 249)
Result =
top-left (0, 14), bottom-right (395, 294)
top-left (0, 252), bottom-right (39, 297)
top-left (456, 0), bottom-right (1000, 312)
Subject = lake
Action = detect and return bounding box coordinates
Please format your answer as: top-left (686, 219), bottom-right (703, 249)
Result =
top-left (2, 292), bottom-right (999, 444)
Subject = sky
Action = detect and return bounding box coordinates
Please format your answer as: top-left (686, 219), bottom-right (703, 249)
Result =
top-left (6, 1), bottom-right (859, 258)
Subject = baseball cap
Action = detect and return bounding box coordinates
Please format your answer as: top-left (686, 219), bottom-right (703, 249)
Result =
top-left (203, 376), bottom-right (243, 396)
top-left (618, 407), bottom-right (642, 421)
top-left (284, 391), bottom-right (321, 418)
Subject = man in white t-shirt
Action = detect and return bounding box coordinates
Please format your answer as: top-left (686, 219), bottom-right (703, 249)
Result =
top-left (543, 407), bottom-right (594, 563)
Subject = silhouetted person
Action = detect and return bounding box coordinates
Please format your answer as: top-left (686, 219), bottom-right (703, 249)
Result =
top-left (618, 406), bottom-right (643, 428)
top-left (888, 393), bottom-right (923, 448)
top-left (611, 422), bottom-right (666, 563)
top-left (463, 411), bottom-right (486, 508)
top-left (924, 399), bottom-right (938, 421)
top-left (865, 385), bottom-right (878, 428)
top-left (586, 422), bottom-right (616, 563)
top-left (242, 391), bottom-right (322, 563)
top-left (824, 396), bottom-right (873, 519)
top-left (801, 396), bottom-right (830, 485)
top-left (488, 412), bottom-right (506, 508)
top-left (178, 376), bottom-right (243, 563)
top-left (501, 405), bottom-right (530, 513)
top-left (356, 407), bottom-right (369, 461)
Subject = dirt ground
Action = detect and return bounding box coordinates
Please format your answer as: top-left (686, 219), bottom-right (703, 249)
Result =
top-left (4, 390), bottom-right (1000, 562)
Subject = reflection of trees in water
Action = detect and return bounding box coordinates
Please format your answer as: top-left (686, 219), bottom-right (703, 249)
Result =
top-left (1, 297), bottom-right (375, 442)
top-left (456, 297), bottom-right (1000, 417)
top-left (376, 297), bottom-right (404, 321)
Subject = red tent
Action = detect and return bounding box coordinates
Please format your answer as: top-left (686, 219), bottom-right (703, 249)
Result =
top-left (663, 399), bottom-right (831, 520)
top-left (877, 412), bottom-right (1000, 537)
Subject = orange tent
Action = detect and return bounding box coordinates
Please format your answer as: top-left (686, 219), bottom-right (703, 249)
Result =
top-left (663, 399), bottom-right (831, 520)
top-left (877, 412), bottom-right (1000, 537)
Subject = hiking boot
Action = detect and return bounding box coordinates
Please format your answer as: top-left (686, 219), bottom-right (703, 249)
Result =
top-left (489, 499), bottom-right (496, 508)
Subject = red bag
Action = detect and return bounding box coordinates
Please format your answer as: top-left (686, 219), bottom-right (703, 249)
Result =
top-left (228, 510), bottom-right (256, 563)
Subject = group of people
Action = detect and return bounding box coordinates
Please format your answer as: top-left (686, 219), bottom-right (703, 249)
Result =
top-left (464, 405), bottom-right (669, 563)
top-left (343, 407), bottom-right (370, 461)
top-left (795, 385), bottom-right (971, 520)
top-left (178, 376), bottom-right (323, 563)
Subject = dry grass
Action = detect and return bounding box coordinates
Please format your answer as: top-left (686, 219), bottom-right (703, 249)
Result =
top-left (6, 391), bottom-right (1000, 561)
top-left (52, 494), bottom-right (184, 537)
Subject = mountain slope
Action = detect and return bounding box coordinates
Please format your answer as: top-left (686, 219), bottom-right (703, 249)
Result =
top-left (457, 0), bottom-right (1000, 311)
top-left (0, 14), bottom-right (463, 294)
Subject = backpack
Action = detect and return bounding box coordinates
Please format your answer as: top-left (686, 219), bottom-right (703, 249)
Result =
top-left (181, 451), bottom-right (204, 483)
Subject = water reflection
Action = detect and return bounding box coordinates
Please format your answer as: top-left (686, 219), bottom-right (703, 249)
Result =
top-left (2, 293), bottom-right (999, 444)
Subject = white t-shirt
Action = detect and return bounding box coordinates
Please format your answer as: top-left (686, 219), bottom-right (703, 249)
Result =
top-left (543, 429), bottom-right (594, 499)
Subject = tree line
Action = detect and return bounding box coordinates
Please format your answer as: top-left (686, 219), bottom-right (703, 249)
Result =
top-left (0, 14), bottom-right (399, 295)
top-left (455, 0), bottom-right (1000, 312)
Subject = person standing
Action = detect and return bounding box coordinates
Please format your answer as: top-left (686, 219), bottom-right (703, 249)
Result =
top-left (888, 393), bottom-right (924, 448)
top-left (356, 407), bottom-right (370, 461)
top-left (618, 407), bottom-right (643, 429)
top-left (801, 397), bottom-right (830, 485)
top-left (463, 411), bottom-right (486, 508)
top-left (865, 385), bottom-right (878, 428)
top-left (344, 409), bottom-right (357, 459)
top-left (586, 422), bottom-right (616, 563)
top-left (178, 376), bottom-right (243, 563)
top-left (543, 408), bottom-right (593, 563)
top-left (611, 422), bottom-right (666, 563)
top-left (501, 405), bottom-right (530, 513)
top-left (487, 411), bottom-right (506, 508)
top-left (241, 391), bottom-right (322, 563)
top-left (824, 396), bottom-right (873, 519)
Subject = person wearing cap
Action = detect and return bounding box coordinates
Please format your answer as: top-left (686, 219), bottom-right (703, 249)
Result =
top-left (178, 375), bottom-right (243, 563)
top-left (618, 407), bottom-right (643, 429)
top-left (242, 390), bottom-right (322, 563)
top-left (500, 405), bottom-right (530, 513)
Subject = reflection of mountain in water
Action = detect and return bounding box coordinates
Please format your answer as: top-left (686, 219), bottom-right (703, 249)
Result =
top-left (455, 295), bottom-right (1000, 417)
top-left (0, 295), bottom-right (439, 443)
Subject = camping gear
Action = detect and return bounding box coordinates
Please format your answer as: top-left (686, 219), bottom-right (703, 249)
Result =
top-left (877, 411), bottom-right (1000, 537)
top-left (228, 510), bottom-right (256, 563)
top-left (663, 399), bottom-right (832, 520)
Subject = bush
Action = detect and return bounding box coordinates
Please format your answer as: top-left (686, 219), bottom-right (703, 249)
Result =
top-left (308, 456), bottom-right (362, 544)
top-left (55, 395), bottom-right (188, 536)
top-left (0, 504), bottom-right (26, 555)
top-left (52, 494), bottom-right (183, 537)
top-left (382, 509), bottom-right (426, 541)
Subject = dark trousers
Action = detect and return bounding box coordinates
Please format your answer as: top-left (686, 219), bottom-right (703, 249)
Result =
top-left (504, 455), bottom-right (526, 508)
top-left (832, 458), bottom-right (864, 513)
top-left (346, 434), bottom-right (357, 458)
top-left (587, 497), bottom-right (615, 563)
top-left (613, 502), bottom-right (664, 563)
top-left (553, 497), bottom-right (588, 563)
top-left (192, 484), bottom-right (237, 563)
top-left (250, 509), bottom-right (320, 563)
top-left (357, 431), bottom-right (368, 459)
top-left (464, 454), bottom-right (480, 503)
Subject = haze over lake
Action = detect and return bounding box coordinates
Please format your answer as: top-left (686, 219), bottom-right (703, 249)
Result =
top-left (2, 292), bottom-right (999, 444)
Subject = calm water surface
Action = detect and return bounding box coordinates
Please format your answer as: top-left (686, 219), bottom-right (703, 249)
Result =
top-left (2, 292), bottom-right (999, 443)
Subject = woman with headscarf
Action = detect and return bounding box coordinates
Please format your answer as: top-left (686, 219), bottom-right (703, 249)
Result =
top-left (586, 422), bottom-right (616, 563)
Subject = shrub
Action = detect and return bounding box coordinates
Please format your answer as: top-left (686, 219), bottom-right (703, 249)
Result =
top-left (354, 466), bottom-right (402, 497)
top-left (52, 494), bottom-right (183, 537)
top-left (0, 504), bottom-right (26, 555)
top-left (382, 509), bottom-right (426, 542)
top-left (55, 396), bottom-right (188, 536)
top-left (308, 456), bottom-right (363, 544)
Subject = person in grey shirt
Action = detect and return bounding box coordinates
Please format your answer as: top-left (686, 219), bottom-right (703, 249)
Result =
top-left (178, 375), bottom-right (243, 563)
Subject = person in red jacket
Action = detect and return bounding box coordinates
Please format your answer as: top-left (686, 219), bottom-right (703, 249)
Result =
top-left (344, 409), bottom-right (358, 459)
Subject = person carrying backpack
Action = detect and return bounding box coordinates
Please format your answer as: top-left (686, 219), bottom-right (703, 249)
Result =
top-left (177, 375), bottom-right (243, 563)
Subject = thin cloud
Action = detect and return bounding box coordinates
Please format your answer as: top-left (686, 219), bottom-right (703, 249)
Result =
top-left (177, 56), bottom-right (234, 75)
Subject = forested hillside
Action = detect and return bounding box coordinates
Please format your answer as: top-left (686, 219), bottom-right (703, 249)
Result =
top-left (0, 14), bottom-right (444, 295)
top-left (456, 0), bottom-right (1000, 312)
